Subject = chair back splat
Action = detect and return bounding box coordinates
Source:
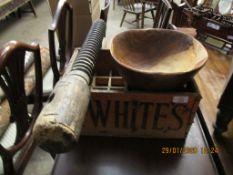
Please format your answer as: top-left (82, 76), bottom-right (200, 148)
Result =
top-left (0, 41), bottom-right (43, 175)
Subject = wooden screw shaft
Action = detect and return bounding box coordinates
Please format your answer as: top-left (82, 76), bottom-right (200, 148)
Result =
top-left (33, 20), bottom-right (106, 153)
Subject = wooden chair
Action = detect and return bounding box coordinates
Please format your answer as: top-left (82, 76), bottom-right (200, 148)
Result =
top-left (0, 41), bottom-right (43, 175)
top-left (0, 0), bottom-right (36, 21)
top-left (153, 0), bottom-right (172, 28)
top-left (18, 0), bottom-right (37, 18)
top-left (100, 0), bottom-right (111, 22)
top-left (120, 0), bottom-right (156, 28)
top-left (48, 0), bottom-right (73, 86)
top-left (154, 0), bottom-right (196, 37)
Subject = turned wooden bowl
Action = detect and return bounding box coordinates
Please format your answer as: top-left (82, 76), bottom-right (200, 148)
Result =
top-left (110, 29), bottom-right (208, 91)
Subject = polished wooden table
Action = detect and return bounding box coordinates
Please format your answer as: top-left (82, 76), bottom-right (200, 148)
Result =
top-left (52, 115), bottom-right (222, 175)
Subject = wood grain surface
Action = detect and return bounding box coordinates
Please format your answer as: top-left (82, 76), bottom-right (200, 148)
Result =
top-left (110, 29), bottom-right (208, 91)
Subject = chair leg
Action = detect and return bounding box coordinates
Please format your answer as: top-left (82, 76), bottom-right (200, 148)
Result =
top-left (151, 10), bottom-right (155, 19)
top-left (120, 11), bottom-right (127, 27)
top-left (28, 1), bottom-right (37, 17)
top-left (136, 14), bottom-right (140, 28)
top-left (153, 16), bottom-right (157, 28)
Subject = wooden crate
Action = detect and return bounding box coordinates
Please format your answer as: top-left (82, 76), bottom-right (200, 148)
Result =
top-left (81, 50), bottom-right (201, 138)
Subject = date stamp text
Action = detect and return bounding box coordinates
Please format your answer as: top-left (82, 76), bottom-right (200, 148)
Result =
top-left (161, 147), bottom-right (219, 154)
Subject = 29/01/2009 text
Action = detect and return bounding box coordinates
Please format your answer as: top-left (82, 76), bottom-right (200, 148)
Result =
top-left (161, 147), bottom-right (219, 154)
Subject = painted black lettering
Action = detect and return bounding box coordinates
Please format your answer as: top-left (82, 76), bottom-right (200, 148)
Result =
top-left (169, 104), bottom-right (188, 131)
top-left (89, 100), bottom-right (111, 127)
top-left (152, 103), bottom-right (169, 130)
top-left (140, 102), bottom-right (154, 129)
top-left (115, 101), bottom-right (129, 128)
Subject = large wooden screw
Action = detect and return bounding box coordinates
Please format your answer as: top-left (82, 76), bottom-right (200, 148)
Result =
top-left (33, 20), bottom-right (106, 153)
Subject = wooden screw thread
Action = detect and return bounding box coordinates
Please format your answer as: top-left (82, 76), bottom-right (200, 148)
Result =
top-left (71, 20), bottom-right (106, 84)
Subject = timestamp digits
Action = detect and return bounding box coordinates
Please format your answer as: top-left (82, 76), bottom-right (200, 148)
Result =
top-left (161, 147), bottom-right (198, 154)
top-left (161, 147), bottom-right (219, 154)
top-left (200, 147), bottom-right (219, 154)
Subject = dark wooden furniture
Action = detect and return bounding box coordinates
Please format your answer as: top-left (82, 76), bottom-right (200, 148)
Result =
top-left (170, 0), bottom-right (189, 27)
top-left (48, 0), bottom-right (73, 86)
top-left (152, 0), bottom-right (196, 37)
top-left (100, 0), bottom-right (110, 22)
top-left (179, 3), bottom-right (233, 55)
top-left (214, 69), bottom-right (233, 134)
top-left (0, 0), bottom-right (36, 20)
top-left (120, 0), bottom-right (156, 28)
top-left (0, 41), bottom-right (43, 175)
top-left (153, 0), bottom-right (172, 28)
top-left (146, 0), bottom-right (196, 28)
top-left (169, 0), bottom-right (198, 27)
top-left (192, 12), bottom-right (233, 55)
top-left (52, 116), bottom-right (222, 175)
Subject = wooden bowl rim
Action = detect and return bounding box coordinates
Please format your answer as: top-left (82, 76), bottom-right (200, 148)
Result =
top-left (110, 29), bottom-right (208, 76)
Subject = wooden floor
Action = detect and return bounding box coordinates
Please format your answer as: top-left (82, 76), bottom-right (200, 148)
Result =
top-left (194, 46), bottom-right (233, 175)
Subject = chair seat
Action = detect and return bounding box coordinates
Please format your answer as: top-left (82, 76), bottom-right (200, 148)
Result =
top-left (144, 3), bottom-right (156, 11)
